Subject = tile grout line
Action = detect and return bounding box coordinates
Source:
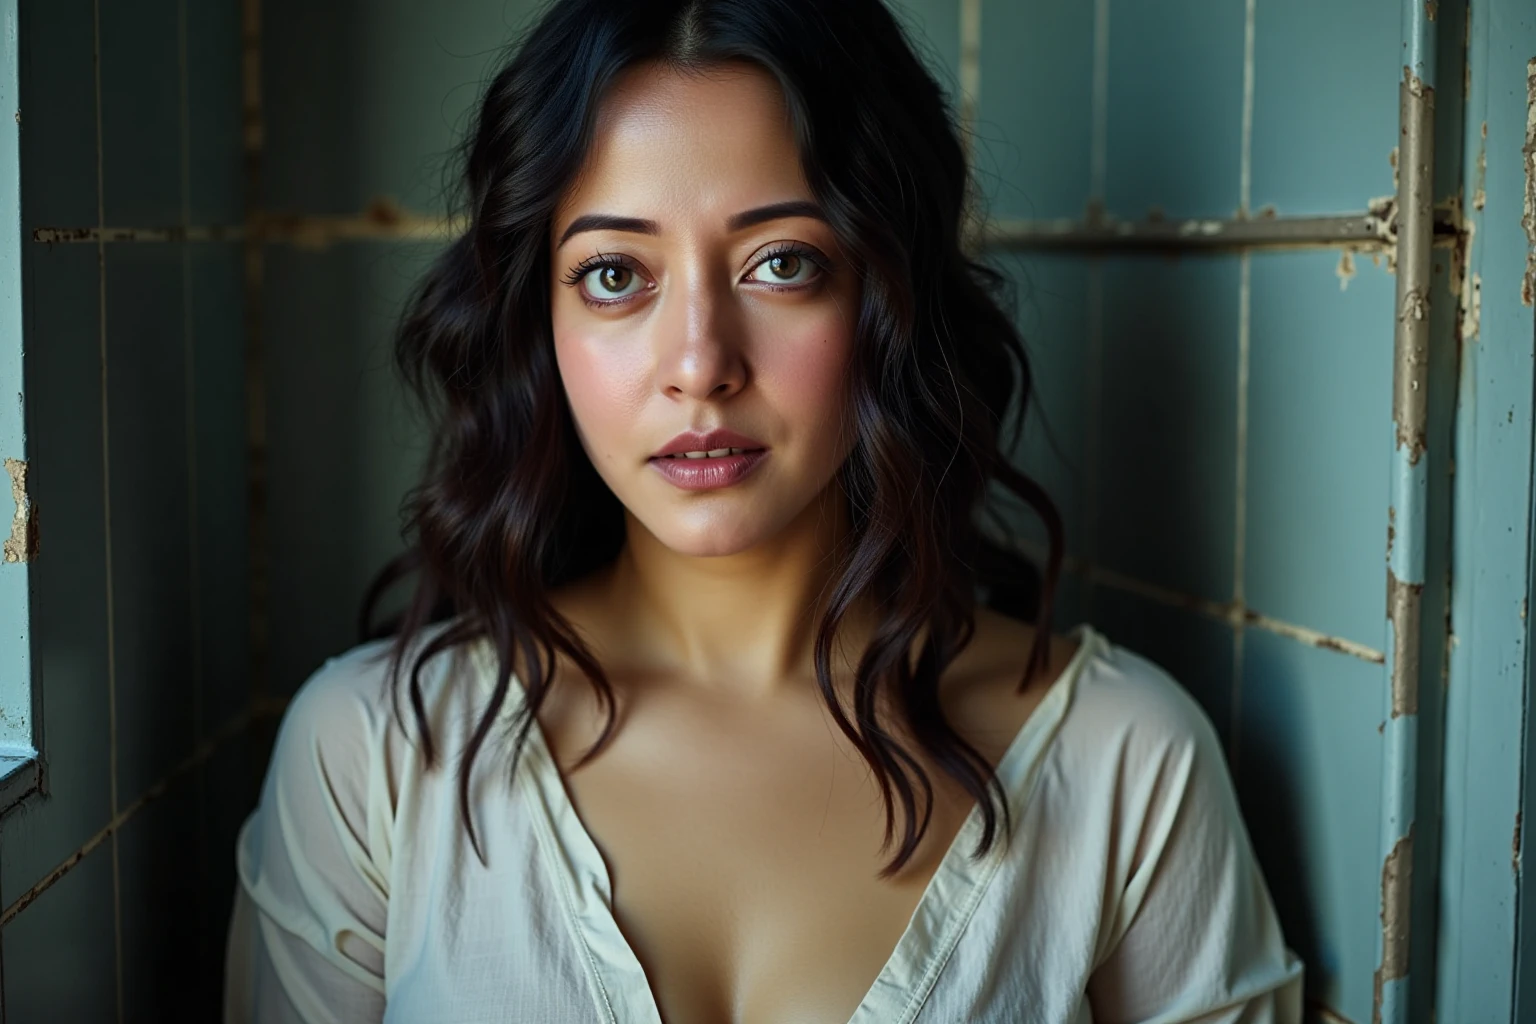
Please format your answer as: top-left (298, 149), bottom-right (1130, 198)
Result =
top-left (242, 0), bottom-right (267, 709)
top-left (1088, 0), bottom-right (1109, 218)
top-left (177, 0), bottom-right (216, 975)
top-left (89, 1), bottom-right (123, 1019)
top-left (1238, 0), bottom-right (1256, 219)
top-left (0, 699), bottom-right (287, 929)
top-left (1230, 0), bottom-right (1257, 765)
top-left (958, 0), bottom-right (981, 158)
top-left (1232, 254), bottom-right (1251, 759)
top-left (178, 0), bottom-right (201, 750)
top-left (1084, 261), bottom-right (1103, 619)
top-left (31, 204), bottom-right (1439, 251)
top-left (1084, 0), bottom-right (1107, 604)
top-left (1007, 537), bottom-right (1387, 665)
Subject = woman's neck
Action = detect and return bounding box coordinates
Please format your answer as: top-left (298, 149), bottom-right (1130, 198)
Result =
top-left (589, 485), bottom-right (868, 699)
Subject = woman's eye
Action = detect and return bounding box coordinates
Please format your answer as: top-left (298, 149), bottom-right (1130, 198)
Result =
top-left (747, 252), bottom-right (819, 286)
top-left (580, 264), bottom-right (644, 300)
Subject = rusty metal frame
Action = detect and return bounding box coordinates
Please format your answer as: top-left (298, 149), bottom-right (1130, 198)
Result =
top-left (977, 207), bottom-right (1461, 255)
top-left (1374, 2), bottom-right (1437, 1021)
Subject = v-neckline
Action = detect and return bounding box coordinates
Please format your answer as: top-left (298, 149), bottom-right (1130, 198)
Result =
top-left (494, 624), bottom-right (1105, 1024)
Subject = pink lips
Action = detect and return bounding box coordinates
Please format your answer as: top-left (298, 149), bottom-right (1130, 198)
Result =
top-left (649, 429), bottom-right (769, 491)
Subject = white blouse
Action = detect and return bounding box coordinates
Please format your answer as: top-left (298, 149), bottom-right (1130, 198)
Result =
top-left (224, 624), bottom-right (1304, 1023)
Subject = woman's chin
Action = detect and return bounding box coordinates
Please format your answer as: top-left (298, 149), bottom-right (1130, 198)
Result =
top-left (637, 512), bottom-right (782, 559)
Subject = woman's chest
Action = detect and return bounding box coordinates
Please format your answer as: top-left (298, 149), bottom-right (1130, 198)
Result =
top-left (542, 687), bottom-right (979, 1024)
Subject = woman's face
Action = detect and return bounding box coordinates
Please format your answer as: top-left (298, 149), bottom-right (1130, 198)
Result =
top-left (550, 62), bottom-right (860, 558)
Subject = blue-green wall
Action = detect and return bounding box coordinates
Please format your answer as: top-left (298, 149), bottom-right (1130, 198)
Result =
top-left (4, 1), bottom-right (1535, 1022)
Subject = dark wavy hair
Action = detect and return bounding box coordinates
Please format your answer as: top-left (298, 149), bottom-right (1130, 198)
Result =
top-left (362, 0), bottom-right (1063, 876)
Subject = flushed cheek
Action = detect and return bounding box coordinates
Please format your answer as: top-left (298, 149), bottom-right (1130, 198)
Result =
top-left (554, 332), bottom-right (652, 470)
top-left (753, 315), bottom-right (854, 452)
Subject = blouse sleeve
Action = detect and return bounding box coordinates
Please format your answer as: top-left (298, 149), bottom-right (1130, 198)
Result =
top-left (1085, 689), bottom-right (1304, 1024)
top-left (224, 656), bottom-right (395, 1024)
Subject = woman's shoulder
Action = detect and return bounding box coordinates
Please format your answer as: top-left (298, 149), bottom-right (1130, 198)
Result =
top-left (1061, 628), bottom-right (1226, 761)
top-left (947, 610), bottom-right (1222, 772)
top-left (270, 621), bottom-right (491, 779)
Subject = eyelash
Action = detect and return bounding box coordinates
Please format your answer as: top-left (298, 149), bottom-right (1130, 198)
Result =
top-left (560, 243), bottom-right (832, 308)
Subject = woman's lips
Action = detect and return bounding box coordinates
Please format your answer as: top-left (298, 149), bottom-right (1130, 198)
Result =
top-left (649, 449), bottom-right (769, 491)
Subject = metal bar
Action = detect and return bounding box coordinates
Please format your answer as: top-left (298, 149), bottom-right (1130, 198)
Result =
top-left (1006, 540), bottom-right (1388, 665)
top-left (35, 205), bottom-right (1472, 254)
top-left (1374, 1), bottom-right (1437, 1017)
top-left (978, 207), bottom-right (1461, 254)
top-left (242, 0), bottom-right (267, 704)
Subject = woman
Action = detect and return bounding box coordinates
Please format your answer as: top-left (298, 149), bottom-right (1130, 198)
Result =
top-left (225, 0), bottom-right (1304, 1021)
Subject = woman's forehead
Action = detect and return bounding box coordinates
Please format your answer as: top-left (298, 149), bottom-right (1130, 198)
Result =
top-left (555, 62), bottom-right (812, 238)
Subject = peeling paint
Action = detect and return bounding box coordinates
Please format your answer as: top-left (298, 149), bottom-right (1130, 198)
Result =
top-left (1387, 569), bottom-right (1424, 716)
top-left (1373, 827), bottom-right (1414, 1015)
top-left (1425, 0), bottom-right (1437, 21)
top-left (1337, 250), bottom-right (1357, 291)
top-left (1464, 267), bottom-right (1481, 337)
top-left (1387, 506), bottom-right (1396, 561)
top-left (1390, 146), bottom-right (1400, 193)
top-left (3, 458), bottom-right (34, 564)
top-left (1523, 59), bottom-right (1536, 305)
top-left (1473, 122), bottom-right (1487, 211)
top-left (1395, 424), bottom-right (1427, 464)
top-left (1516, 812), bottom-right (1524, 875)
top-left (1177, 219), bottom-right (1223, 237)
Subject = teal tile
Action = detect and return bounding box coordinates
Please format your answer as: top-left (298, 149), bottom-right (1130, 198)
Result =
top-left (264, 242), bottom-right (436, 694)
top-left (187, 0), bottom-right (246, 224)
top-left (1097, 257), bottom-right (1238, 605)
top-left (198, 731), bottom-right (262, 1007)
top-left (1236, 630), bottom-right (1385, 1023)
top-left (105, 245), bottom-right (194, 806)
top-left (1246, 251), bottom-right (1394, 651)
top-left (119, 772), bottom-right (202, 1022)
top-left (1089, 584), bottom-right (1235, 747)
top-left (100, 0), bottom-right (182, 225)
top-left (4, 244), bottom-right (112, 900)
top-left (18, 0), bottom-right (97, 230)
top-left (976, 2), bottom-right (1094, 220)
top-left (1105, 0), bottom-right (1245, 219)
top-left (189, 244), bottom-right (250, 731)
top-left (2, 842), bottom-right (117, 1024)
top-left (1046, 571), bottom-right (1090, 637)
top-left (990, 253), bottom-right (1091, 558)
top-left (884, 0), bottom-right (961, 103)
top-left (1250, 0), bottom-right (1399, 214)
top-left (263, 0), bottom-right (547, 216)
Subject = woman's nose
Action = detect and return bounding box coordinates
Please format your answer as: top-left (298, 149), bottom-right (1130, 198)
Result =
top-left (653, 270), bottom-right (748, 402)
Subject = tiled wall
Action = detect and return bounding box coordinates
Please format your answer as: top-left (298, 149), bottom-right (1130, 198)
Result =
top-left (7, 0), bottom-right (1530, 1022)
top-left (251, 2), bottom-right (1419, 1021)
top-left (5, 1), bottom-right (253, 1021)
top-left (958, 4), bottom-right (1412, 1016)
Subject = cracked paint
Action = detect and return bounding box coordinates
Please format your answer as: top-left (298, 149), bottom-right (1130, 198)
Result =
top-left (1474, 121), bottom-right (1488, 211)
top-left (1522, 59), bottom-right (1535, 304)
top-left (1337, 250), bottom-right (1357, 291)
top-left (1516, 812), bottom-right (1524, 875)
top-left (3, 458), bottom-right (34, 563)
top-left (1387, 569), bottom-right (1424, 716)
top-left (1373, 827), bottom-right (1414, 1017)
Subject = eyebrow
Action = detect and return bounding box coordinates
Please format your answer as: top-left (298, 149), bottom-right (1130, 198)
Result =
top-left (556, 200), bottom-right (827, 247)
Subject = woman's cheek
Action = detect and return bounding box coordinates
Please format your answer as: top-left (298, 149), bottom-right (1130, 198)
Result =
top-left (555, 332), bottom-right (651, 471)
top-left (758, 313), bottom-right (854, 440)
